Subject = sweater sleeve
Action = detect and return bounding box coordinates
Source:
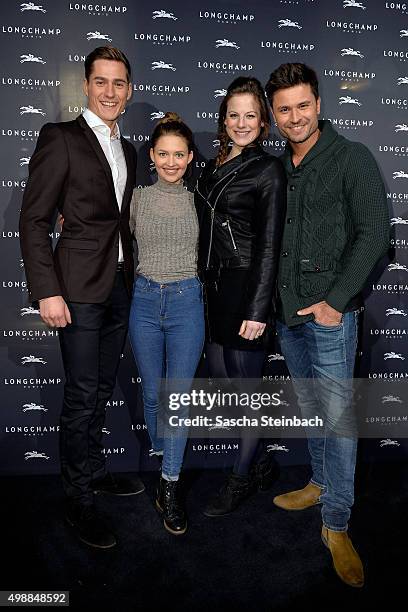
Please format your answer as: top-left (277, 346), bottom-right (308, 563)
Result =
top-left (129, 188), bottom-right (141, 237)
top-left (244, 157), bottom-right (287, 322)
top-left (325, 143), bottom-right (390, 312)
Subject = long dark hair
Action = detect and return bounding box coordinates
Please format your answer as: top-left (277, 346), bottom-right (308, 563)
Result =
top-left (216, 76), bottom-right (270, 166)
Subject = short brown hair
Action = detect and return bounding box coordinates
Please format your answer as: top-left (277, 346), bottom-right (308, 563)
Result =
top-left (265, 63), bottom-right (319, 104)
top-left (216, 76), bottom-right (270, 166)
top-left (85, 46), bottom-right (131, 82)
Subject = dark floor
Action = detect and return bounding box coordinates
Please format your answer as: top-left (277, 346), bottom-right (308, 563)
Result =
top-left (2, 462), bottom-right (407, 611)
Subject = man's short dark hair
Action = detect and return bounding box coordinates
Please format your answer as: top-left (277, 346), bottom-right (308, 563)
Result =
top-left (265, 63), bottom-right (319, 104)
top-left (85, 46), bottom-right (131, 82)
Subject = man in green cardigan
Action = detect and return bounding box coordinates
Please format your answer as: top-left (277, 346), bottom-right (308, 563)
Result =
top-left (265, 63), bottom-right (390, 588)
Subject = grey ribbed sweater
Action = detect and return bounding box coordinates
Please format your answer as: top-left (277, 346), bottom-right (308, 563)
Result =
top-left (129, 178), bottom-right (199, 283)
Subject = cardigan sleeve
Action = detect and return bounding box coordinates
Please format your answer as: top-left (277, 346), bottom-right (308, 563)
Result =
top-left (325, 143), bottom-right (390, 312)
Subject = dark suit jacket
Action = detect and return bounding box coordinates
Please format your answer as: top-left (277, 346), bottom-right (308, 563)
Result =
top-left (19, 115), bottom-right (137, 303)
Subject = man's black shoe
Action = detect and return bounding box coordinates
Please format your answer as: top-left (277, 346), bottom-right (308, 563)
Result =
top-left (92, 472), bottom-right (145, 496)
top-left (65, 504), bottom-right (116, 549)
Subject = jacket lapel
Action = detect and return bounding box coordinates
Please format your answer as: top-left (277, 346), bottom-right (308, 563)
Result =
top-left (76, 115), bottom-right (117, 203)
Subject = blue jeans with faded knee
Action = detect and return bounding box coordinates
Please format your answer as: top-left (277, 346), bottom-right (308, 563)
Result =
top-left (277, 311), bottom-right (359, 531)
top-left (129, 275), bottom-right (204, 481)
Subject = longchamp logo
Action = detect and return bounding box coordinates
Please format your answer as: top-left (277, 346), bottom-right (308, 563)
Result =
top-left (383, 47), bottom-right (408, 61)
top-left (134, 33), bottom-right (190, 46)
top-left (386, 2), bottom-right (408, 14)
top-left (398, 76), bottom-right (408, 85)
top-left (4, 329), bottom-right (57, 340)
top-left (388, 261), bottom-right (408, 271)
top-left (3, 377), bottom-right (62, 388)
top-left (86, 31), bottom-right (112, 42)
top-left (20, 53), bottom-right (46, 64)
top-left (152, 10), bottom-right (178, 20)
top-left (339, 95), bottom-right (362, 106)
top-left (391, 237), bottom-right (408, 250)
top-left (382, 94), bottom-right (408, 109)
top-left (20, 306), bottom-right (40, 316)
top-left (214, 89), bottom-right (226, 98)
top-left (20, 156), bottom-right (31, 165)
top-left (343, 0), bottom-right (366, 8)
top-left (391, 216), bottom-right (408, 224)
top-left (101, 447), bottom-right (126, 455)
top-left (384, 351), bottom-right (405, 359)
top-left (197, 61), bottom-right (253, 74)
top-left (102, 427), bottom-right (111, 434)
top-left (261, 40), bottom-right (315, 54)
top-left (24, 451), bottom-right (50, 460)
top-left (268, 353), bottom-right (285, 361)
top-left (380, 438), bottom-right (400, 447)
top-left (151, 60), bottom-right (176, 71)
top-left (20, 105), bottom-right (45, 116)
top-left (401, 29), bottom-right (408, 36)
top-left (2, 77), bottom-right (60, 91)
top-left (69, 3), bottom-right (127, 15)
top-left (266, 444), bottom-right (289, 452)
top-left (2, 26), bottom-right (61, 39)
top-left (22, 402), bottom-right (47, 412)
top-left (7, 425), bottom-right (58, 436)
top-left (278, 19), bottom-right (302, 29)
top-left (150, 111), bottom-right (165, 120)
top-left (21, 355), bottom-right (47, 365)
top-left (21, 2), bottom-right (46, 12)
top-left (322, 116), bottom-right (373, 130)
top-left (215, 39), bottom-right (240, 49)
top-left (386, 307), bottom-right (408, 316)
top-left (382, 395), bottom-right (403, 403)
top-left (213, 139), bottom-right (220, 147)
top-left (196, 110), bottom-right (219, 122)
top-left (393, 170), bottom-right (408, 179)
top-left (191, 442), bottom-right (239, 454)
top-left (395, 123), bottom-right (408, 131)
top-left (324, 69), bottom-right (375, 82)
top-left (198, 11), bottom-right (254, 24)
top-left (326, 20), bottom-right (378, 33)
top-left (340, 47), bottom-right (364, 57)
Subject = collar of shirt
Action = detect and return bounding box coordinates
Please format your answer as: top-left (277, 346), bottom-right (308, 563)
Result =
top-left (82, 108), bottom-right (121, 141)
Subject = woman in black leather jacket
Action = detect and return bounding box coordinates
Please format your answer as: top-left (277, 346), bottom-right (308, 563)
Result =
top-left (195, 76), bottom-right (286, 516)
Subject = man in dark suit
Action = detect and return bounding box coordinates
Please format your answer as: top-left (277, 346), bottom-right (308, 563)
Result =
top-left (19, 47), bottom-right (143, 549)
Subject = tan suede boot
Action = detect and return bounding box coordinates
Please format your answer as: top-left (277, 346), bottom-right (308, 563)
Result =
top-left (273, 482), bottom-right (322, 510)
top-left (321, 526), bottom-right (364, 588)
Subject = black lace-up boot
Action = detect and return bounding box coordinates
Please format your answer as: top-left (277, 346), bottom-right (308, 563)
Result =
top-left (156, 476), bottom-right (187, 535)
top-left (203, 473), bottom-right (254, 517)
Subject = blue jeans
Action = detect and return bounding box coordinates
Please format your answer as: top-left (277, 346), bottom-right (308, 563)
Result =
top-left (277, 311), bottom-right (359, 531)
top-left (129, 275), bottom-right (204, 480)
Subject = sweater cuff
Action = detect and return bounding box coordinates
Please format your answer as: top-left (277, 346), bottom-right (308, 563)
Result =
top-left (325, 286), bottom-right (351, 313)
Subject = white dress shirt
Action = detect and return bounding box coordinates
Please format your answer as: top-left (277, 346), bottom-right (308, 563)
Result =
top-left (82, 108), bottom-right (127, 262)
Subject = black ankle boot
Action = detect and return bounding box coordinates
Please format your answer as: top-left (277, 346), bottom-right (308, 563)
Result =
top-left (156, 476), bottom-right (187, 535)
top-left (203, 473), bottom-right (254, 517)
top-left (251, 451), bottom-right (280, 491)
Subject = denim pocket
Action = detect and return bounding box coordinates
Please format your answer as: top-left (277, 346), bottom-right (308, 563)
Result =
top-left (309, 318), bottom-right (343, 331)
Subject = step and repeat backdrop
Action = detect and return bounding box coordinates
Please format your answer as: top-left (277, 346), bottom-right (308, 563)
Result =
top-left (1, 0), bottom-right (408, 475)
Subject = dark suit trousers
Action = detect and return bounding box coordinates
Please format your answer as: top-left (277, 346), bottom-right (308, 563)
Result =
top-left (58, 270), bottom-right (130, 505)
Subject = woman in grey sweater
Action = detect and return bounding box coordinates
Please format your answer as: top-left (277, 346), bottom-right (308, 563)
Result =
top-left (128, 113), bottom-right (204, 536)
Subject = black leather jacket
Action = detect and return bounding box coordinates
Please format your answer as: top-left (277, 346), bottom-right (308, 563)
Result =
top-left (194, 145), bottom-right (286, 322)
